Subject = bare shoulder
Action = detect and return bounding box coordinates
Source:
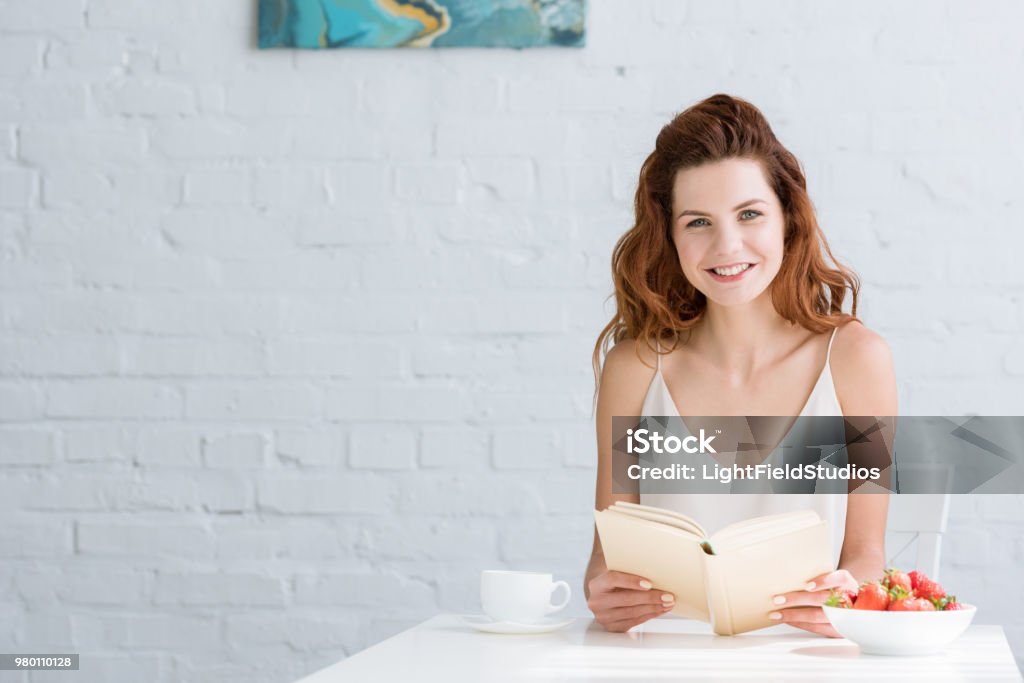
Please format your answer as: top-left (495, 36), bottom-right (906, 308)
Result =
top-left (830, 320), bottom-right (897, 415)
top-left (603, 337), bottom-right (658, 376)
top-left (597, 338), bottom-right (660, 417)
top-left (831, 320), bottom-right (892, 366)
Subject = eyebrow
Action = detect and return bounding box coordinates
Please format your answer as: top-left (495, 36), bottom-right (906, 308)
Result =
top-left (676, 198), bottom-right (768, 220)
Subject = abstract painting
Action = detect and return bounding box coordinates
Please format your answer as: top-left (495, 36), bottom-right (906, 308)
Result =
top-left (258, 0), bottom-right (586, 49)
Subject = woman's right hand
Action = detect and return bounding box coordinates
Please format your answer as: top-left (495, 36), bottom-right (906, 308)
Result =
top-left (587, 570), bottom-right (675, 632)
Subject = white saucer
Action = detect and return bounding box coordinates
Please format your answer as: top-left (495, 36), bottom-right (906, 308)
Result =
top-left (461, 614), bottom-right (575, 634)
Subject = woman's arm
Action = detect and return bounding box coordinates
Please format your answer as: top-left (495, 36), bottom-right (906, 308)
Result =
top-left (837, 495), bottom-right (889, 583)
top-left (586, 339), bottom-right (651, 591)
top-left (585, 339), bottom-right (675, 631)
top-left (832, 321), bottom-right (897, 582)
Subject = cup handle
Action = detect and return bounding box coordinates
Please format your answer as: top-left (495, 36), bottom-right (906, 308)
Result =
top-left (547, 580), bottom-right (571, 613)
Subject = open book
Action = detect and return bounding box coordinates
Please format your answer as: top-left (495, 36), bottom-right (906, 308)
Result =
top-left (594, 501), bottom-right (833, 635)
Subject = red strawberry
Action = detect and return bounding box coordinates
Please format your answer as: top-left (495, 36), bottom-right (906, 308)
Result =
top-left (825, 589), bottom-right (856, 608)
top-left (915, 576), bottom-right (946, 603)
top-left (908, 570), bottom-right (927, 591)
top-left (884, 568), bottom-right (913, 594)
top-left (937, 594), bottom-right (964, 611)
top-left (889, 596), bottom-right (936, 611)
top-left (853, 581), bottom-right (890, 611)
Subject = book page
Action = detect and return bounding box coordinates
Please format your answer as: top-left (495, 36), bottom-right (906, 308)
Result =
top-left (704, 521), bottom-right (833, 635)
top-left (608, 502), bottom-right (705, 538)
top-left (612, 501), bottom-right (705, 534)
top-left (594, 509), bottom-right (711, 622)
top-left (710, 509), bottom-right (821, 552)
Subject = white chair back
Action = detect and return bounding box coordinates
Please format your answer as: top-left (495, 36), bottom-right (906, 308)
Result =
top-left (884, 487), bottom-right (951, 580)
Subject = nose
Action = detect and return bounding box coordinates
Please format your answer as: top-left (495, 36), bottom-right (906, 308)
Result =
top-left (710, 220), bottom-right (744, 257)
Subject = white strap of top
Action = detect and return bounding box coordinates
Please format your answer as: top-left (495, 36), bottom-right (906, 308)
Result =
top-left (825, 326), bottom-right (839, 364)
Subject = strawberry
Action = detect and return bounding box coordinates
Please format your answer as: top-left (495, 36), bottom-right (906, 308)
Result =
top-left (825, 588), bottom-right (856, 608)
top-left (883, 568), bottom-right (913, 594)
top-left (889, 595), bottom-right (936, 611)
top-left (908, 570), bottom-right (927, 591)
top-left (853, 581), bottom-right (890, 611)
top-left (915, 576), bottom-right (946, 604)
top-left (936, 594), bottom-right (964, 611)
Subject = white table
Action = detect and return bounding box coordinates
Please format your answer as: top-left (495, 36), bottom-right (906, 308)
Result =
top-left (295, 614), bottom-right (1023, 682)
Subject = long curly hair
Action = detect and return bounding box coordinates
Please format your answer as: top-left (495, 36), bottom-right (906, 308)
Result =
top-left (592, 94), bottom-right (859, 389)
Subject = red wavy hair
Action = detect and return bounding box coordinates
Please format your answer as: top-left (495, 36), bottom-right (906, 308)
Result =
top-left (592, 93), bottom-right (859, 387)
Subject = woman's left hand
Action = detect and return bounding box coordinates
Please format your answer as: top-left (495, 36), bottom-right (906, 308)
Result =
top-left (767, 569), bottom-right (860, 638)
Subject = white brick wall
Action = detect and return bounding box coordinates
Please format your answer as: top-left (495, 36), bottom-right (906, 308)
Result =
top-left (1, 0), bottom-right (1023, 680)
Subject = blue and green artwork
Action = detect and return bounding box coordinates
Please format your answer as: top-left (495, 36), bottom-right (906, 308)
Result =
top-left (258, 0), bottom-right (586, 49)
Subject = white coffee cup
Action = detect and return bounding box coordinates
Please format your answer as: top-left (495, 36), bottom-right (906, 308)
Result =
top-left (480, 570), bottom-right (571, 624)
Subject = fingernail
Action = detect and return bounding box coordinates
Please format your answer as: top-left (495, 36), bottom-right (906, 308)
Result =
top-left (772, 595), bottom-right (786, 605)
top-left (661, 593), bottom-right (674, 603)
top-left (769, 612), bottom-right (782, 620)
top-left (639, 580), bottom-right (652, 590)
top-left (805, 582), bottom-right (816, 591)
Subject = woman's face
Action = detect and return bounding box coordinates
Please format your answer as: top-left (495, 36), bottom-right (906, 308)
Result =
top-left (669, 158), bottom-right (786, 308)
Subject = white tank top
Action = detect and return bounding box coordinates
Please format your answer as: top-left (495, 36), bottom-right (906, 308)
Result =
top-left (639, 327), bottom-right (848, 567)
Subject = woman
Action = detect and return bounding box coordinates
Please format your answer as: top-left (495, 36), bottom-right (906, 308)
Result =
top-left (584, 94), bottom-right (896, 637)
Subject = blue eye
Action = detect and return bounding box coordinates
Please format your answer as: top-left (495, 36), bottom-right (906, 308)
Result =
top-left (740, 210), bottom-right (761, 220)
top-left (686, 217), bottom-right (709, 228)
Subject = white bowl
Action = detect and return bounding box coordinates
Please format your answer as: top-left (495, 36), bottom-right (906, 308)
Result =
top-left (822, 604), bottom-right (976, 656)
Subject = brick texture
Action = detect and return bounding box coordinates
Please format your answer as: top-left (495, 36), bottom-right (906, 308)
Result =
top-left (1, 0), bottom-right (1023, 680)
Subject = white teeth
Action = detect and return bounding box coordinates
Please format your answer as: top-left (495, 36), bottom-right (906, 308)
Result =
top-left (712, 264), bottom-right (751, 276)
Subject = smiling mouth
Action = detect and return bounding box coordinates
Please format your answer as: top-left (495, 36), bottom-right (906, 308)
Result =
top-left (706, 263), bottom-right (753, 277)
